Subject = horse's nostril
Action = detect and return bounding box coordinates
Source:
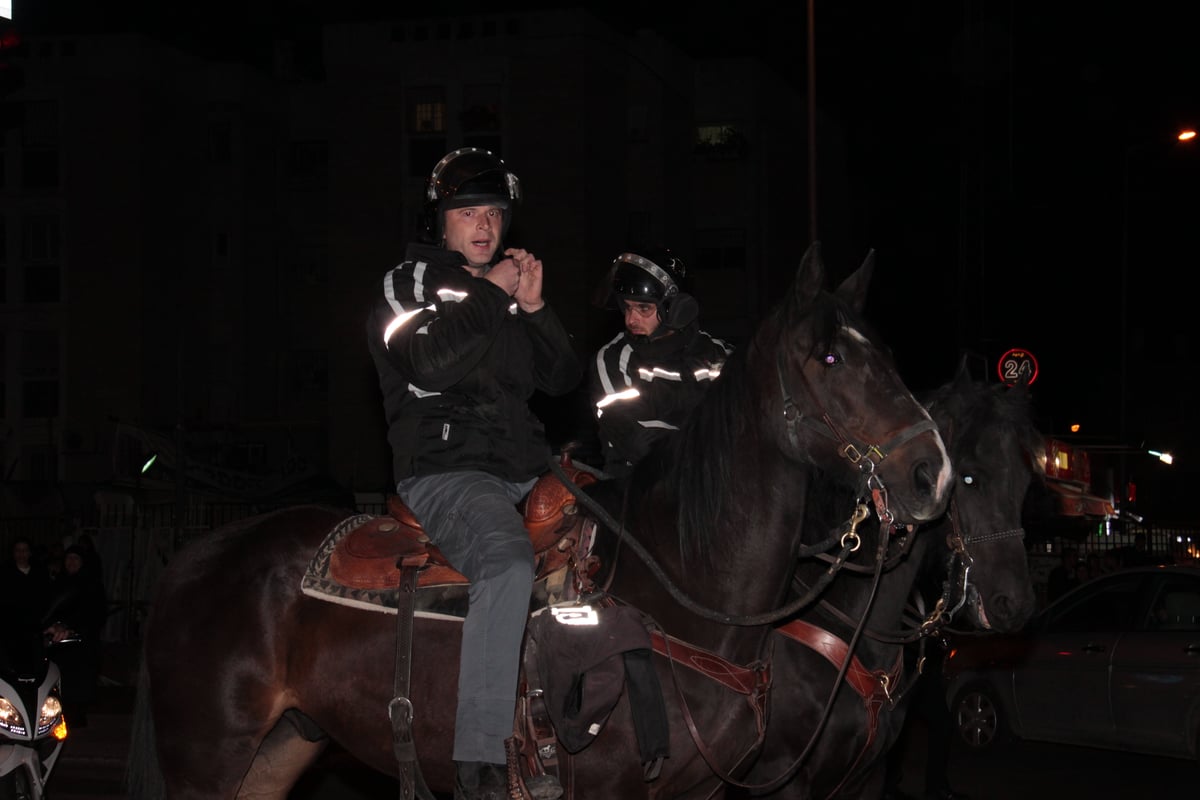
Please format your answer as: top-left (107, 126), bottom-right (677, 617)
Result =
top-left (913, 460), bottom-right (938, 498)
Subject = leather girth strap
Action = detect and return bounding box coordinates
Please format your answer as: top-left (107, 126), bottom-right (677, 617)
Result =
top-left (389, 553), bottom-right (436, 800)
top-left (650, 628), bottom-right (772, 787)
top-left (775, 618), bottom-right (903, 798)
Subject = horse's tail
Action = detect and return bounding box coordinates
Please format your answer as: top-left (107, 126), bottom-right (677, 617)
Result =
top-left (126, 646), bottom-right (166, 800)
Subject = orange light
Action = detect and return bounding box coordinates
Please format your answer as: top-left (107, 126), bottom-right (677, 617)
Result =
top-left (53, 718), bottom-right (68, 741)
top-left (1070, 423), bottom-right (1081, 433)
top-left (1180, 130), bottom-right (1197, 142)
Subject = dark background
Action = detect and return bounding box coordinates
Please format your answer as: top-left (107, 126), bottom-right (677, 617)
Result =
top-left (7, 0), bottom-right (1199, 520)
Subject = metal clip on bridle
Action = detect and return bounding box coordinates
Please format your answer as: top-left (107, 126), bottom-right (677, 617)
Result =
top-left (840, 503), bottom-right (871, 552)
top-left (865, 472), bottom-right (895, 528)
top-left (920, 596), bottom-right (948, 637)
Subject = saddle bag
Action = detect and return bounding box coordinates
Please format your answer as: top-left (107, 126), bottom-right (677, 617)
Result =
top-left (526, 603), bottom-right (669, 767)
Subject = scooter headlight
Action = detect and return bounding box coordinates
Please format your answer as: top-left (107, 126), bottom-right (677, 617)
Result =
top-left (37, 695), bottom-right (63, 737)
top-left (0, 696), bottom-right (28, 736)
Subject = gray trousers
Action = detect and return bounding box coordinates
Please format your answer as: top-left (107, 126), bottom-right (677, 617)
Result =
top-left (397, 470), bottom-right (537, 764)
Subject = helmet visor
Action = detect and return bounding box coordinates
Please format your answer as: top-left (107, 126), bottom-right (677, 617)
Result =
top-left (427, 148), bottom-right (521, 206)
top-left (592, 253), bottom-right (679, 309)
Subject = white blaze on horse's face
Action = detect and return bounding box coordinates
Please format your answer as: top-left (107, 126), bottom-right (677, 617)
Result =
top-left (843, 326), bottom-right (870, 346)
top-left (921, 405), bottom-right (953, 507)
top-left (830, 321), bottom-right (953, 522)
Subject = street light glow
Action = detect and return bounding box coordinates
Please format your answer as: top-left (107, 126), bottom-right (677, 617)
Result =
top-left (1179, 129), bottom-right (1197, 141)
top-left (1148, 449), bottom-right (1174, 465)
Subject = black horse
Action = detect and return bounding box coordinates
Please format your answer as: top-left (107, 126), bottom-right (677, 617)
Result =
top-left (725, 367), bottom-right (1043, 799)
top-left (127, 243), bottom-right (952, 799)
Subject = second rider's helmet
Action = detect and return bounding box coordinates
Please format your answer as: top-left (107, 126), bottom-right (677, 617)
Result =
top-left (593, 248), bottom-right (698, 331)
top-left (594, 248), bottom-right (685, 308)
top-left (420, 147), bottom-right (522, 244)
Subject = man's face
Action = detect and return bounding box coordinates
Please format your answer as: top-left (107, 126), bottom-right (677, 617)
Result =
top-left (621, 299), bottom-right (661, 338)
top-left (443, 204), bottom-right (504, 268)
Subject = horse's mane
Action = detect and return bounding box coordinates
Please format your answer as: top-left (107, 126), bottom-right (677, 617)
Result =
top-left (666, 288), bottom-right (847, 559)
top-left (923, 377), bottom-right (1045, 480)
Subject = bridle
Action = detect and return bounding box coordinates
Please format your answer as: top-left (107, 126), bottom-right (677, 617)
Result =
top-left (806, 491), bottom-right (1028, 647)
top-left (924, 495), bottom-right (1026, 635)
top-left (775, 350), bottom-right (939, 529)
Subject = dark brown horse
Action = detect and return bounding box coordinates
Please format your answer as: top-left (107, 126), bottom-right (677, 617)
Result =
top-left (726, 368), bottom-right (1043, 800)
top-left (127, 243), bottom-right (953, 799)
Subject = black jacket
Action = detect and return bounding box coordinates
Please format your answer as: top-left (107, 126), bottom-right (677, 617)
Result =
top-left (0, 561), bottom-right (53, 651)
top-left (590, 320), bottom-right (731, 476)
top-left (367, 243), bottom-right (582, 483)
top-left (45, 567), bottom-right (107, 642)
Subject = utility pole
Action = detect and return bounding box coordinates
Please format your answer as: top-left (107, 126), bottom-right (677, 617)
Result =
top-left (806, 0), bottom-right (817, 243)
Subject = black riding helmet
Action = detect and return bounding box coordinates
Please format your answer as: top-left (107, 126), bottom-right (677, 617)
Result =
top-left (593, 249), bottom-right (685, 309)
top-left (592, 248), bottom-right (698, 332)
top-left (419, 147), bottom-right (522, 244)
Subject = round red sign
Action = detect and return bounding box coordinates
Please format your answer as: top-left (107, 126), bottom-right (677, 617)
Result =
top-left (996, 348), bottom-right (1039, 386)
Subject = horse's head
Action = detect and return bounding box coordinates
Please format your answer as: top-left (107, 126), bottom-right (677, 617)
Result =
top-left (925, 364), bottom-right (1042, 633)
top-left (766, 243), bottom-right (952, 527)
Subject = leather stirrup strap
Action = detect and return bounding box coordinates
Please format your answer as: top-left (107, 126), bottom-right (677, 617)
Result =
top-left (389, 554), bottom-right (436, 800)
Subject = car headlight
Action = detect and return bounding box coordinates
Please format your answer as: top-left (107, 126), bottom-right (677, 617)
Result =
top-left (0, 696), bottom-right (29, 737)
top-left (37, 695), bottom-right (63, 737)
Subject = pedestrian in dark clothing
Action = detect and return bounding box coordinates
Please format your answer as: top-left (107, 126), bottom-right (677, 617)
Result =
top-left (43, 546), bottom-right (108, 727)
top-left (883, 638), bottom-right (969, 800)
top-left (0, 537), bottom-right (54, 671)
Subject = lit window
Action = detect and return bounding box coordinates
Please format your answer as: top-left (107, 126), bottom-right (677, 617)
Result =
top-left (409, 86), bottom-right (446, 134)
top-left (695, 123), bottom-right (748, 158)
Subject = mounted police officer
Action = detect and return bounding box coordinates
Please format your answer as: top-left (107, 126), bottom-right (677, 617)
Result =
top-left (590, 248), bottom-right (732, 477)
top-left (366, 147), bottom-right (581, 800)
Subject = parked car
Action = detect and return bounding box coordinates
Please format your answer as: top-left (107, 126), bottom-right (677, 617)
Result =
top-left (944, 565), bottom-right (1200, 761)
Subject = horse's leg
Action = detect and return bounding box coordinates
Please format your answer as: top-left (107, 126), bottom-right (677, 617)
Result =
top-left (149, 650), bottom-right (290, 800)
top-left (148, 544), bottom-right (314, 796)
top-left (236, 713), bottom-right (330, 799)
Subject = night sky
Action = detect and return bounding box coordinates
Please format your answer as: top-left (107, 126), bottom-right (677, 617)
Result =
top-left (11, 1), bottom-right (1199, 518)
top-left (619, 2), bottom-right (1200, 516)
top-left (674, 2), bottom-right (1200, 518)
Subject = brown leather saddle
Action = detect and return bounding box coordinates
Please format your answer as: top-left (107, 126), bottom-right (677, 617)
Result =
top-left (328, 456), bottom-right (599, 592)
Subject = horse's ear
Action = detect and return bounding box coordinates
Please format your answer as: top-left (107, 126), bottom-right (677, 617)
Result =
top-left (835, 249), bottom-right (875, 313)
top-left (954, 353), bottom-right (973, 386)
top-left (1000, 371), bottom-right (1034, 414)
top-left (792, 241), bottom-right (825, 307)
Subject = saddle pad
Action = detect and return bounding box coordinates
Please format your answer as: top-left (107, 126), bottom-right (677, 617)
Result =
top-left (300, 513), bottom-right (559, 620)
top-left (300, 514), bottom-right (470, 619)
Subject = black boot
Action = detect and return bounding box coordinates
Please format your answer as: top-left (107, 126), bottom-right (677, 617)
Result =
top-left (454, 761), bottom-right (507, 800)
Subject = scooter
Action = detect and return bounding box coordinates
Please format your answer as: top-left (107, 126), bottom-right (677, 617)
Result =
top-left (0, 632), bottom-right (69, 800)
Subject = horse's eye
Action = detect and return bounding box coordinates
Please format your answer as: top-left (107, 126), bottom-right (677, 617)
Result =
top-left (961, 474), bottom-right (975, 486)
top-left (822, 352), bottom-right (842, 366)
